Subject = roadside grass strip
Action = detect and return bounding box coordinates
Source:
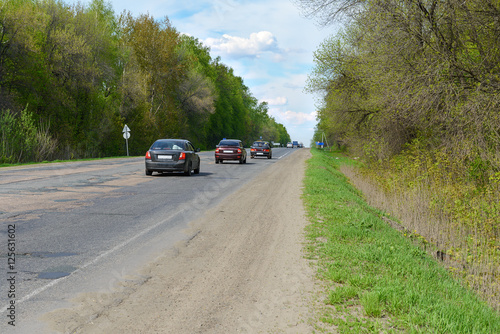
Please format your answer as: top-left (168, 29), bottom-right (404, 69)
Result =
top-left (303, 148), bottom-right (500, 333)
top-left (0, 156), bottom-right (136, 168)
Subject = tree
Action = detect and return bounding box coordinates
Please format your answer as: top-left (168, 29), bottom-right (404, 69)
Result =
top-left (119, 12), bottom-right (185, 143)
top-left (175, 36), bottom-right (217, 146)
top-left (294, 0), bottom-right (365, 26)
top-left (0, 1), bottom-right (292, 159)
top-left (304, 0), bottom-right (500, 164)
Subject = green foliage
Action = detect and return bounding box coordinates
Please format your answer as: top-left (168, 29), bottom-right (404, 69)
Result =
top-left (355, 141), bottom-right (500, 309)
top-left (0, 107), bottom-right (57, 163)
top-left (304, 0), bottom-right (500, 312)
top-left (307, 0), bottom-right (500, 166)
top-left (361, 291), bottom-right (383, 318)
top-left (0, 0), bottom-right (290, 159)
top-left (304, 148), bottom-right (500, 333)
top-left (0, 110), bottom-right (21, 163)
top-left (327, 285), bottom-right (359, 305)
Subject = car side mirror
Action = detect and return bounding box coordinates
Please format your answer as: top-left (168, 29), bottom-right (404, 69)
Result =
top-left (196, 148), bottom-right (201, 152)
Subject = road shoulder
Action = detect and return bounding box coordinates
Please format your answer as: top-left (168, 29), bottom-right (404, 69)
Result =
top-left (42, 148), bottom-right (317, 333)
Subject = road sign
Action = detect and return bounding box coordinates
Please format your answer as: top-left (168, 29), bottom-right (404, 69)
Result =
top-left (122, 124), bottom-right (130, 156)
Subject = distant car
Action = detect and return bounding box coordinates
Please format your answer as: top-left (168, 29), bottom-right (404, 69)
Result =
top-left (250, 141), bottom-right (272, 159)
top-left (286, 142), bottom-right (293, 148)
top-left (292, 141), bottom-right (299, 148)
top-left (145, 139), bottom-right (200, 176)
top-left (215, 139), bottom-right (247, 164)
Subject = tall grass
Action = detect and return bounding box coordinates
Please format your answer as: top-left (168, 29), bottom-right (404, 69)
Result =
top-left (303, 148), bottom-right (500, 333)
top-left (341, 145), bottom-right (500, 312)
top-left (0, 108), bottom-right (57, 163)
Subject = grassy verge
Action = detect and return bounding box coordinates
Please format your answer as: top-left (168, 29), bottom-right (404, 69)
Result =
top-left (303, 148), bottom-right (500, 333)
top-left (0, 156), bottom-right (137, 168)
top-left (340, 145), bottom-right (500, 310)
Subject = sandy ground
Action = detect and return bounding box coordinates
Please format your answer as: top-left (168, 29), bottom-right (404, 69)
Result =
top-left (43, 148), bottom-right (317, 333)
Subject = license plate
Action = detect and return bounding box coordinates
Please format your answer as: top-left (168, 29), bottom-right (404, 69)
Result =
top-left (223, 150), bottom-right (233, 153)
top-left (158, 155), bottom-right (173, 160)
top-left (257, 152), bottom-right (264, 155)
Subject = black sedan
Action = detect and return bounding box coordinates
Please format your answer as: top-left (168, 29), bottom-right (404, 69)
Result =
top-left (145, 139), bottom-right (200, 176)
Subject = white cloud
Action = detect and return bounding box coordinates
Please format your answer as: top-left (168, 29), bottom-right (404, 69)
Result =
top-left (283, 110), bottom-right (317, 125)
top-left (261, 97), bottom-right (287, 106)
top-left (270, 108), bottom-right (317, 125)
top-left (204, 31), bottom-right (281, 58)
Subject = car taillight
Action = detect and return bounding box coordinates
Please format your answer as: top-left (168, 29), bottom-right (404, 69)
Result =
top-left (179, 152), bottom-right (186, 160)
top-left (215, 148), bottom-right (220, 153)
top-left (251, 148), bottom-right (255, 152)
top-left (145, 151), bottom-right (151, 159)
top-left (264, 149), bottom-right (269, 152)
top-left (237, 148), bottom-right (242, 153)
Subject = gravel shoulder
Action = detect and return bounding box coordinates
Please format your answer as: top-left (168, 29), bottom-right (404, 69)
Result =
top-left (43, 148), bottom-right (317, 333)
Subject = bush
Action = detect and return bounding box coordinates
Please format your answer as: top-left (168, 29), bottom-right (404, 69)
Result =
top-left (0, 107), bottom-right (57, 163)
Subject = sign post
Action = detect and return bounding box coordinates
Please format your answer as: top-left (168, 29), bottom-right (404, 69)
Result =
top-left (122, 124), bottom-right (130, 156)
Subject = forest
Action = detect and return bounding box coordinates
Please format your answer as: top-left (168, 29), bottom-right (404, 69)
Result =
top-left (300, 0), bottom-right (500, 310)
top-left (0, 0), bottom-right (290, 163)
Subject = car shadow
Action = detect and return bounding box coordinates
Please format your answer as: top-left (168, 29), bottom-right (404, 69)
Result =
top-left (151, 172), bottom-right (214, 177)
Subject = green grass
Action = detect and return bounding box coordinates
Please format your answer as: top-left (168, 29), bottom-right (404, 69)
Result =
top-left (303, 148), bottom-right (500, 333)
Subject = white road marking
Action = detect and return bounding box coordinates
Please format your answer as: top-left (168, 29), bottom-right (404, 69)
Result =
top-left (0, 210), bottom-right (181, 315)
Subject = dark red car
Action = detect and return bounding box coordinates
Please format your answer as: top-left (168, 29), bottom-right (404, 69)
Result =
top-left (215, 139), bottom-right (247, 164)
top-left (250, 141), bottom-right (272, 159)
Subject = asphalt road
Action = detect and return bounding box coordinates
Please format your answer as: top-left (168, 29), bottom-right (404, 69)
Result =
top-left (0, 147), bottom-right (299, 334)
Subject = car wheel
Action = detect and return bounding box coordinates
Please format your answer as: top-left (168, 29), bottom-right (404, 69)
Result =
top-left (184, 162), bottom-right (192, 176)
top-left (215, 159), bottom-right (219, 164)
top-left (194, 162), bottom-right (200, 174)
top-left (268, 154), bottom-right (272, 159)
top-left (239, 157), bottom-right (243, 164)
top-left (244, 157), bottom-right (247, 164)
top-left (145, 168), bottom-right (152, 176)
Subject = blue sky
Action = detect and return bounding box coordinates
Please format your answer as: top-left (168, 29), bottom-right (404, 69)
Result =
top-left (92, 0), bottom-right (340, 146)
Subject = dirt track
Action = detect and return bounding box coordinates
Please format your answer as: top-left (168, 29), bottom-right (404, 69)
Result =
top-left (43, 148), bottom-right (316, 333)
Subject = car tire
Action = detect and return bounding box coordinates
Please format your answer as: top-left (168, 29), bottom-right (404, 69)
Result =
top-left (239, 157), bottom-right (243, 164)
top-left (244, 157), bottom-right (247, 164)
top-left (194, 162), bottom-right (200, 174)
top-left (268, 154), bottom-right (272, 159)
top-left (145, 168), bottom-right (152, 176)
top-left (184, 162), bottom-right (192, 176)
top-left (215, 159), bottom-right (219, 164)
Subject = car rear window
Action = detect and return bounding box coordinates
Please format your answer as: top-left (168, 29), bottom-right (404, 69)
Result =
top-left (219, 140), bottom-right (240, 147)
top-left (252, 141), bottom-right (266, 147)
top-left (151, 140), bottom-right (185, 150)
